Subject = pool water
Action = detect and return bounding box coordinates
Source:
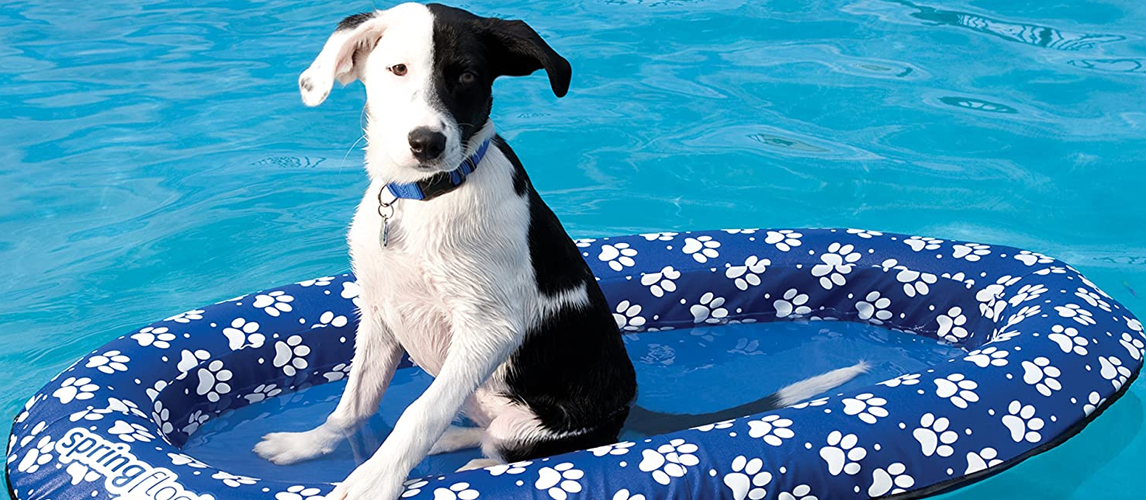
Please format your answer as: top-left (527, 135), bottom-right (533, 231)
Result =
top-left (1, 0), bottom-right (1144, 498)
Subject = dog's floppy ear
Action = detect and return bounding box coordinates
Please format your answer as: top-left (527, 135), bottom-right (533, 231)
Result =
top-left (298, 12), bottom-right (388, 107)
top-left (480, 19), bottom-right (572, 98)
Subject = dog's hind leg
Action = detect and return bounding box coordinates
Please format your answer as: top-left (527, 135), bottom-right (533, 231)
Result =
top-left (429, 426), bottom-right (484, 455)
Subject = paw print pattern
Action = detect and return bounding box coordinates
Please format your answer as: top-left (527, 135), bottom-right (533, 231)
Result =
top-left (640, 232), bottom-right (676, 241)
top-left (1021, 357), bottom-right (1062, 397)
top-left (1074, 287), bottom-right (1112, 312)
top-left (1099, 356), bottom-right (1132, 390)
top-left (487, 460), bottom-right (532, 476)
top-left (868, 463), bottom-right (915, 496)
top-left (913, 413), bottom-right (958, 457)
top-left (819, 431), bottom-right (866, 476)
top-left (811, 242), bottom-right (861, 290)
top-left (641, 266), bottom-right (680, 297)
top-left (964, 347), bottom-right (1008, 368)
top-left (764, 230), bottom-right (802, 251)
top-left (276, 485), bottom-right (324, 500)
top-left (535, 463), bottom-right (583, 500)
top-left (223, 318), bottom-right (265, 351)
top-left (252, 290), bottom-right (294, 317)
top-left (747, 414), bottom-right (795, 445)
top-left (694, 420), bottom-right (735, 432)
top-left (588, 441), bottom-right (634, 456)
top-left (313, 311), bottom-right (348, 329)
top-left (86, 350), bottom-right (130, 374)
top-left (53, 377), bottom-right (99, 404)
top-left (433, 482), bottom-right (479, 500)
top-left (273, 335), bottom-right (310, 377)
top-left (165, 309), bottom-right (205, 323)
top-left (1001, 401), bottom-right (1044, 443)
top-left (1014, 250), bottom-right (1053, 266)
top-left (724, 456), bottom-right (773, 500)
top-left (297, 276), bottom-right (333, 287)
top-left (690, 293), bottom-right (728, 324)
top-left (599, 243), bottom-right (638, 271)
top-left (777, 485), bottom-right (817, 500)
top-left (904, 236), bottom-right (943, 252)
top-left (108, 420), bottom-right (155, 443)
top-left (183, 410), bottom-right (209, 435)
top-left (132, 326), bottom-right (176, 349)
top-left (612, 489), bottom-right (645, 500)
top-left (965, 448), bottom-right (1003, 474)
top-left (196, 360), bottom-right (233, 402)
top-left (846, 228), bottom-right (882, 239)
top-left (244, 383), bottom-right (283, 404)
top-left (16, 436), bottom-right (54, 473)
top-left (614, 301), bottom-right (647, 331)
top-left (1055, 304), bottom-right (1096, 326)
top-left (935, 373), bottom-right (979, 408)
top-left (1120, 332), bottom-right (1145, 360)
top-left (842, 393), bottom-right (888, 424)
top-left (855, 291), bottom-right (893, 325)
top-left (402, 479), bottom-right (429, 498)
top-left (1082, 391), bottom-right (1106, 416)
top-left (1047, 325), bottom-right (1088, 355)
top-left (682, 236), bottom-right (721, 263)
top-left (1008, 284), bottom-right (1047, 306)
top-left (639, 439), bottom-right (699, 485)
top-left (879, 373), bottom-right (921, 387)
top-left (952, 243), bottom-right (990, 261)
top-left (212, 471), bottom-right (258, 487)
top-left (726, 256), bottom-right (769, 290)
top-left (323, 363), bottom-right (352, 382)
top-left (936, 307), bottom-right (969, 343)
top-left (774, 288), bottom-right (811, 318)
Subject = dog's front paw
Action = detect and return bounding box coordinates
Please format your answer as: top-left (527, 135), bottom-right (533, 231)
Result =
top-left (254, 429), bottom-right (339, 465)
top-left (326, 463), bottom-right (405, 500)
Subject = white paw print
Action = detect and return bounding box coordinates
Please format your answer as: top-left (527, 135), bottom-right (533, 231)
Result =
top-left (614, 300), bottom-right (647, 331)
top-left (1099, 356), bottom-right (1132, 390)
top-left (1021, 357), bottom-right (1062, 397)
top-left (1014, 250), bottom-right (1053, 266)
top-left (723, 228), bottom-right (758, 234)
top-left (434, 482), bottom-right (479, 500)
top-left (846, 228), bottom-right (882, 239)
top-left (935, 373), bottom-right (979, 408)
top-left (1127, 317), bottom-right (1143, 335)
top-left (402, 479), bottom-right (429, 498)
top-left (165, 309), bottom-right (205, 323)
top-left (639, 439), bottom-right (699, 485)
top-left (109, 420), bottom-right (155, 443)
top-left (913, 413), bottom-right (958, 457)
top-left (253, 290), bottom-right (294, 317)
top-left (724, 455), bottom-right (773, 500)
top-left (16, 435), bottom-right (54, 473)
top-left (313, 311), bottom-right (348, 329)
top-left (612, 489), bottom-right (645, 500)
top-left (976, 275), bottom-right (1020, 321)
top-left (1001, 400), bottom-right (1044, 443)
top-left (729, 337), bottom-right (763, 355)
top-left (341, 281), bottom-right (361, 307)
top-left (855, 291), bottom-right (893, 325)
top-left (86, 350), bottom-right (130, 374)
top-left (904, 236), bottom-right (943, 252)
top-left (152, 400), bottom-right (173, 434)
top-left (726, 256), bottom-right (769, 291)
top-left (841, 393), bottom-right (888, 424)
top-left (1047, 324), bottom-right (1088, 355)
top-left (693, 420), bottom-right (735, 432)
top-left (641, 266), bottom-right (680, 297)
top-left (53, 376), bottom-right (99, 404)
top-left (879, 373), bottom-right (921, 387)
top-left (682, 236), bottom-right (721, 263)
top-left (574, 238), bottom-right (596, 247)
top-left (869, 463), bottom-right (915, 496)
top-left (297, 276), bottom-right (334, 287)
top-left (132, 326), bottom-right (176, 349)
top-left (964, 347), bottom-right (1008, 367)
top-left (176, 349), bottom-right (211, 376)
top-left (1055, 304), bottom-right (1095, 326)
top-left (640, 232), bottom-right (677, 241)
top-left (1008, 284), bottom-right (1047, 306)
top-left (276, 485), bottom-right (324, 500)
top-left (895, 268), bottom-right (937, 297)
top-left (819, 430), bottom-right (866, 476)
top-left (777, 484), bottom-right (817, 500)
top-left (212, 471), bottom-right (258, 487)
top-left (1075, 287), bottom-right (1113, 312)
top-left (487, 460), bottom-right (532, 475)
top-left (936, 307), bottom-right (969, 343)
top-left (588, 441), bottom-right (634, 456)
top-left (1033, 266), bottom-right (1068, 276)
top-left (197, 360), bottom-right (233, 402)
top-left (1119, 332), bottom-right (1145, 360)
top-left (965, 448), bottom-right (1003, 474)
top-left (223, 317), bottom-right (265, 351)
top-left (599, 243), bottom-right (638, 271)
top-left (774, 288), bottom-right (811, 318)
top-left (244, 383), bottom-right (283, 404)
top-left (1083, 391), bottom-right (1106, 416)
top-left (183, 410), bottom-right (209, 435)
top-left (323, 363), bottom-right (352, 382)
top-left (811, 242), bottom-right (861, 290)
top-left (535, 463), bottom-right (583, 500)
top-left (273, 335), bottom-right (310, 377)
top-left (690, 292), bottom-right (728, 324)
top-left (952, 243), bottom-right (990, 261)
top-left (764, 230), bottom-right (802, 251)
top-left (747, 414), bottom-right (795, 445)
top-left (792, 397), bottom-right (829, 409)
top-left (169, 452), bottom-right (209, 469)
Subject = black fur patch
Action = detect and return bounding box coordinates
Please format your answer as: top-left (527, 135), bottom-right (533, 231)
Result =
top-left (336, 11), bottom-right (374, 31)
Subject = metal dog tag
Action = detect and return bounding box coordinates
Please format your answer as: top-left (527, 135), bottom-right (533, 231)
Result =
top-left (377, 189), bottom-right (396, 248)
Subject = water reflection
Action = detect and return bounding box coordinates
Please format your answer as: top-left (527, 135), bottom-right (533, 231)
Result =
top-left (1068, 58), bottom-right (1146, 74)
top-left (937, 96), bottom-right (1018, 114)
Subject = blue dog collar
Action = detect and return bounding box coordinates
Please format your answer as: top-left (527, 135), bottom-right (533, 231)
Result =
top-left (382, 138), bottom-right (492, 202)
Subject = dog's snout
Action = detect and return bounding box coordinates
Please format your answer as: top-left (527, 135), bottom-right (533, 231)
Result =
top-left (408, 127), bottom-right (447, 161)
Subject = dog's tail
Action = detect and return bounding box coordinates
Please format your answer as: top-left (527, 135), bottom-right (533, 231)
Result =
top-left (624, 361), bottom-right (869, 436)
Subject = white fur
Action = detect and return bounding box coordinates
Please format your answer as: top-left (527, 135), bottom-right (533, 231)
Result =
top-left (774, 361), bottom-right (870, 407)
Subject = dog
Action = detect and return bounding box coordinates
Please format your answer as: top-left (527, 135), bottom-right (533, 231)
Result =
top-left (254, 4), bottom-right (867, 500)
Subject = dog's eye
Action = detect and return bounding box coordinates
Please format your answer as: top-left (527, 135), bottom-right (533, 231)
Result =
top-left (459, 71), bottom-right (476, 85)
top-left (389, 64), bottom-right (408, 76)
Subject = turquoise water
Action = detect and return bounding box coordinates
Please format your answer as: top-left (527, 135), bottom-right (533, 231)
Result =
top-left (2, 0), bottom-right (1145, 498)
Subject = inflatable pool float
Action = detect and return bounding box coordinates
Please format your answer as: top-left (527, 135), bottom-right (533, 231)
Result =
top-left (7, 228), bottom-right (1143, 500)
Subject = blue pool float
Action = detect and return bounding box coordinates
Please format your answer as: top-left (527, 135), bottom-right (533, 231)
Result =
top-left (7, 228), bottom-right (1143, 500)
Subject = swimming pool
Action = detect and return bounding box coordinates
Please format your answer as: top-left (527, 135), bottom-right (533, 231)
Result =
top-left (1, 0), bottom-right (1143, 498)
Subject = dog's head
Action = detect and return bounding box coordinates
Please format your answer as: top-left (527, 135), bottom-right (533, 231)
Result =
top-left (299, 3), bottom-right (570, 181)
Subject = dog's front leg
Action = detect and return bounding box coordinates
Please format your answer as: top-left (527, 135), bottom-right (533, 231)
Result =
top-left (326, 306), bottom-right (521, 500)
top-left (255, 313), bottom-right (403, 464)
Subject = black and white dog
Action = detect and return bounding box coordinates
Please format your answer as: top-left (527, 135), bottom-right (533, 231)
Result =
top-left (254, 4), bottom-right (865, 500)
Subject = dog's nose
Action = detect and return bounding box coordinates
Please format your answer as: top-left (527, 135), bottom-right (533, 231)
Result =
top-left (408, 127), bottom-right (447, 161)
